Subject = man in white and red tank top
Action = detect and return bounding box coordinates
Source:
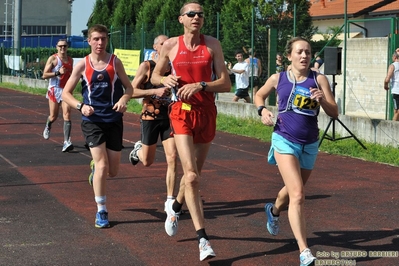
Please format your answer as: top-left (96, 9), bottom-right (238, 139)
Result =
top-left (42, 39), bottom-right (74, 152)
top-left (151, 1), bottom-right (231, 262)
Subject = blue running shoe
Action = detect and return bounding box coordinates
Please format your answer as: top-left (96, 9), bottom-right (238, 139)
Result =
top-left (300, 248), bottom-right (316, 266)
top-left (95, 210), bottom-right (110, 228)
top-left (265, 203), bottom-right (279, 235)
top-left (88, 160), bottom-right (95, 186)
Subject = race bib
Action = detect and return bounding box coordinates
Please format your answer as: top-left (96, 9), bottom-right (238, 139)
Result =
top-left (290, 85), bottom-right (320, 116)
top-left (182, 102), bottom-right (192, 111)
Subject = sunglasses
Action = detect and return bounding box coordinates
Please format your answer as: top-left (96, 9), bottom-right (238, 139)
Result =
top-left (182, 11), bottom-right (204, 18)
top-left (57, 45), bottom-right (67, 48)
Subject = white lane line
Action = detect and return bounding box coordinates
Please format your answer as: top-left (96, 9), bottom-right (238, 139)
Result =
top-left (0, 154), bottom-right (18, 168)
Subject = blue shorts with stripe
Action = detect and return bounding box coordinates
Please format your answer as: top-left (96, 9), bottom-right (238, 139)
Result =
top-left (268, 132), bottom-right (319, 170)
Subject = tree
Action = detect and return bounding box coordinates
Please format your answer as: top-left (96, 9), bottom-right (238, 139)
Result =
top-left (112, 0), bottom-right (141, 28)
top-left (89, 0), bottom-right (120, 29)
top-left (220, 0), bottom-right (254, 63)
top-left (256, 0), bottom-right (317, 54)
top-left (201, 0), bottom-right (224, 38)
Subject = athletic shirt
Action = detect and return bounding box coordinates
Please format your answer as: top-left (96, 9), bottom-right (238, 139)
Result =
top-left (171, 34), bottom-right (215, 106)
top-left (274, 70), bottom-right (321, 144)
top-left (80, 54), bottom-right (124, 123)
top-left (248, 57), bottom-right (259, 77)
top-left (141, 60), bottom-right (171, 120)
top-left (48, 54), bottom-right (73, 89)
top-left (232, 61), bottom-right (249, 89)
top-left (390, 62), bottom-right (399, 95)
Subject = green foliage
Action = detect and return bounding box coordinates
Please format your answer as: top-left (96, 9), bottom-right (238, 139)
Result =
top-left (217, 114), bottom-right (274, 141)
top-left (1, 47), bottom-right (89, 76)
top-left (127, 99), bottom-right (143, 113)
top-left (84, 0), bottom-right (319, 79)
top-left (112, 0), bottom-right (140, 28)
top-left (89, 0), bottom-right (119, 28)
top-left (220, 0), bottom-right (254, 62)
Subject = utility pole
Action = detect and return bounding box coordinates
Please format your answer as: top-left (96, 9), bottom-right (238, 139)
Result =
top-left (13, 0), bottom-right (22, 57)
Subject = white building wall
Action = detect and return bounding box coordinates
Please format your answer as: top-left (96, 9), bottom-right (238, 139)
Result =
top-left (324, 37), bottom-right (389, 120)
top-left (0, 0), bottom-right (72, 36)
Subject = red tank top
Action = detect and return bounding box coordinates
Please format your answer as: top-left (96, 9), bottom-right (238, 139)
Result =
top-left (172, 35), bottom-right (215, 106)
top-left (48, 54), bottom-right (73, 88)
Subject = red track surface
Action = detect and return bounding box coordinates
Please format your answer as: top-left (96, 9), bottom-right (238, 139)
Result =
top-left (0, 87), bottom-right (398, 266)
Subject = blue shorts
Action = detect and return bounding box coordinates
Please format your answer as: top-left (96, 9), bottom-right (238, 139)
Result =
top-left (268, 132), bottom-right (319, 170)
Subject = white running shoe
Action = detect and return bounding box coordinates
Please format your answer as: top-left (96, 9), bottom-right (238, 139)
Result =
top-left (62, 140), bottom-right (74, 152)
top-left (164, 199), bottom-right (179, 236)
top-left (43, 126), bottom-right (50, 140)
top-left (129, 141), bottom-right (142, 165)
top-left (199, 238), bottom-right (216, 261)
top-left (300, 248), bottom-right (316, 266)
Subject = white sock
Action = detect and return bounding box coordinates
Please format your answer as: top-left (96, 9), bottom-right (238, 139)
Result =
top-left (95, 195), bottom-right (107, 212)
top-left (97, 204), bottom-right (107, 212)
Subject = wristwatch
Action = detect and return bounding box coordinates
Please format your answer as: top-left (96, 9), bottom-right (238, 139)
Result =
top-left (257, 106), bottom-right (267, 116)
top-left (76, 102), bottom-right (84, 112)
top-left (200, 81), bottom-right (207, 91)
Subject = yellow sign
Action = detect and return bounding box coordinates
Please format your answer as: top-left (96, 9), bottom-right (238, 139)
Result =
top-left (113, 49), bottom-right (141, 76)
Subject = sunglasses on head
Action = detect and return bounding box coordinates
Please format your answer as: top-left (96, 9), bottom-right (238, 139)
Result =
top-left (182, 11), bottom-right (204, 18)
top-left (58, 45), bottom-right (67, 48)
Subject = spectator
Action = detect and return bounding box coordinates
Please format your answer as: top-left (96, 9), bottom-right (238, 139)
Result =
top-left (384, 52), bottom-right (399, 121)
top-left (313, 51), bottom-right (324, 70)
top-left (245, 48), bottom-right (262, 100)
top-left (228, 50), bottom-right (250, 103)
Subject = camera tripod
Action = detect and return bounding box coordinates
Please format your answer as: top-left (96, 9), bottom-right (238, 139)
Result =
top-left (318, 75), bottom-right (367, 149)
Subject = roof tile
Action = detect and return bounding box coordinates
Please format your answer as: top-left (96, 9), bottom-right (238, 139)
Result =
top-left (309, 0), bottom-right (399, 18)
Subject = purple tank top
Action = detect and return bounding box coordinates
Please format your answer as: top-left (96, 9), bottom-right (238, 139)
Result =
top-left (274, 71), bottom-right (320, 144)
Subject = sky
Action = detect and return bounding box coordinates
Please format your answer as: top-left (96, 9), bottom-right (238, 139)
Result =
top-left (71, 0), bottom-right (96, 36)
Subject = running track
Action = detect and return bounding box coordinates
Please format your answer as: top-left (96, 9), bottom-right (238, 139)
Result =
top-left (0, 87), bottom-right (398, 266)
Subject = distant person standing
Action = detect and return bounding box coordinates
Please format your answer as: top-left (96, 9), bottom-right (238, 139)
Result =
top-left (384, 52), bottom-right (399, 121)
top-left (313, 52), bottom-right (324, 70)
top-left (275, 52), bottom-right (286, 73)
top-left (228, 50), bottom-right (250, 103)
top-left (245, 48), bottom-right (262, 100)
top-left (62, 24), bottom-right (133, 228)
top-left (42, 39), bottom-right (74, 152)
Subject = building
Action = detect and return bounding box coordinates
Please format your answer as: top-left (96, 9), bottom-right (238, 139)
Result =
top-left (0, 0), bottom-right (73, 47)
top-left (309, 0), bottom-right (399, 40)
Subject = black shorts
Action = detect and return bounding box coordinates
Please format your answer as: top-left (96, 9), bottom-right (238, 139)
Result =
top-left (81, 119), bottom-right (123, 151)
top-left (141, 119), bottom-right (172, 146)
top-left (249, 76), bottom-right (261, 87)
top-left (393, 94), bottom-right (399, 110)
top-left (235, 88), bottom-right (250, 98)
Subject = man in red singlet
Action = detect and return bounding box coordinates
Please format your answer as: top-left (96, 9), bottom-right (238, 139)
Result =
top-left (42, 39), bottom-right (74, 152)
top-left (151, 1), bottom-right (231, 261)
